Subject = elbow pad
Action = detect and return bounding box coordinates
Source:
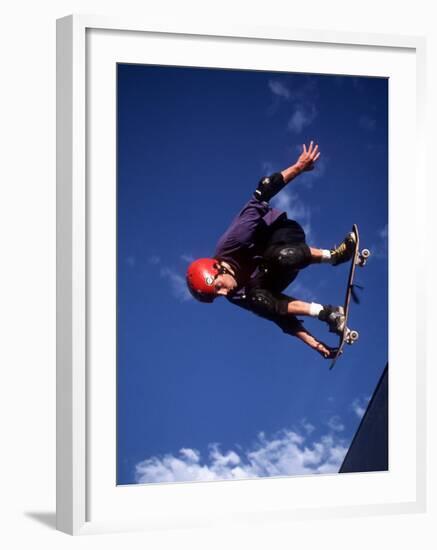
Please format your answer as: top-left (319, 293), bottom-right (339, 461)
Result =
top-left (253, 172), bottom-right (286, 202)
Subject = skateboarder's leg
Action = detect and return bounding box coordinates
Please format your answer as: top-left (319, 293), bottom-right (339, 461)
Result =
top-left (309, 232), bottom-right (357, 266)
top-left (286, 301), bottom-right (344, 333)
top-left (247, 286), bottom-right (345, 335)
top-left (286, 299), bottom-right (316, 316)
top-left (309, 247), bottom-right (332, 263)
top-left (264, 237), bottom-right (354, 271)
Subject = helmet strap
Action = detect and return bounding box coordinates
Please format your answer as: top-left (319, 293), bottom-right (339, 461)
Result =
top-left (216, 261), bottom-right (235, 277)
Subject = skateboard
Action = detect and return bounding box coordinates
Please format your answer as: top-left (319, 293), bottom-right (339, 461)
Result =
top-left (329, 224), bottom-right (370, 370)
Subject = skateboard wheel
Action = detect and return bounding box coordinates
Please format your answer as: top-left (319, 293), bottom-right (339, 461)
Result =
top-left (361, 249), bottom-right (370, 259)
top-left (349, 330), bottom-right (359, 342)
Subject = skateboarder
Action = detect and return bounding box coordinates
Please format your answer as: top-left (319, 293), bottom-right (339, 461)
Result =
top-left (186, 142), bottom-right (356, 359)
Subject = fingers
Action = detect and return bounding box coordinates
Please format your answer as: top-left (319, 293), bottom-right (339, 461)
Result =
top-left (297, 142), bottom-right (320, 172)
top-left (303, 141), bottom-right (320, 160)
top-left (316, 341), bottom-right (336, 359)
top-left (316, 343), bottom-right (330, 358)
top-left (309, 142), bottom-right (318, 156)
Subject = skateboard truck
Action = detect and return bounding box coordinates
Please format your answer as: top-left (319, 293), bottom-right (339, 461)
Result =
top-left (357, 248), bottom-right (371, 267)
top-left (345, 328), bottom-right (359, 345)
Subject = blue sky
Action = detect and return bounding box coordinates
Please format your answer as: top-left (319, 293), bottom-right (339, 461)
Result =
top-left (116, 64), bottom-right (388, 485)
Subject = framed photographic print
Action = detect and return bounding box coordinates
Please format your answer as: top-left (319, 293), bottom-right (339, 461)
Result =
top-left (56, 15), bottom-right (427, 535)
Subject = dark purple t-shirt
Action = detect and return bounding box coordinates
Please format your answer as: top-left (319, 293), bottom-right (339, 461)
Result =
top-left (214, 197), bottom-right (285, 285)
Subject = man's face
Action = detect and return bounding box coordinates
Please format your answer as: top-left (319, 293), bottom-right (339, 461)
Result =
top-left (213, 272), bottom-right (237, 296)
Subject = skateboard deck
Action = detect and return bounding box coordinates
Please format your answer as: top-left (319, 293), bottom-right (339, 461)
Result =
top-left (329, 224), bottom-right (370, 370)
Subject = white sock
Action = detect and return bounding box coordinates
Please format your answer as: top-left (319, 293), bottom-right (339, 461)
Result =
top-left (320, 249), bottom-right (332, 263)
top-left (309, 302), bottom-right (323, 317)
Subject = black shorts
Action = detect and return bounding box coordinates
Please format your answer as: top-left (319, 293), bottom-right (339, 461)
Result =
top-left (256, 218), bottom-right (309, 293)
top-left (266, 217), bottom-right (307, 247)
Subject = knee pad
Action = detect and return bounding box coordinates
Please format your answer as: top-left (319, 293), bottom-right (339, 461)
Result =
top-left (247, 288), bottom-right (289, 319)
top-left (275, 243), bottom-right (311, 270)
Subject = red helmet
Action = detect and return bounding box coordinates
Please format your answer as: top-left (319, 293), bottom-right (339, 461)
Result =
top-left (186, 258), bottom-right (220, 303)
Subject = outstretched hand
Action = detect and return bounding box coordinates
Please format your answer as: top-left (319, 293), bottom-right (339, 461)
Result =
top-left (296, 141), bottom-right (320, 172)
top-left (315, 341), bottom-right (338, 360)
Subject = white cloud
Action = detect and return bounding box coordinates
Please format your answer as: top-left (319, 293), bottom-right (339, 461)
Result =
top-left (179, 448), bottom-right (201, 462)
top-left (147, 254), bottom-right (194, 302)
top-left (327, 415), bottom-right (345, 432)
top-left (269, 77), bottom-right (317, 103)
top-left (261, 161), bottom-right (274, 175)
top-left (371, 224), bottom-right (388, 259)
top-left (379, 225), bottom-right (388, 239)
top-left (301, 419), bottom-right (316, 435)
top-left (135, 428), bottom-right (348, 484)
top-left (351, 397), bottom-right (370, 419)
top-left (288, 104), bottom-right (317, 133)
top-left (267, 78), bottom-right (318, 132)
top-left (268, 79), bottom-right (291, 100)
top-left (160, 267), bottom-right (193, 302)
top-left (180, 253), bottom-right (195, 264)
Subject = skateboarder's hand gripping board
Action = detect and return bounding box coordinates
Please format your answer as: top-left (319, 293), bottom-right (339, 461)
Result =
top-left (293, 328), bottom-right (338, 359)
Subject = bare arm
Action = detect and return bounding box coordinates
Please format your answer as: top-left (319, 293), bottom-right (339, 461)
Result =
top-left (281, 141), bottom-right (321, 184)
top-left (253, 141), bottom-right (321, 203)
top-left (294, 328), bottom-right (337, 359)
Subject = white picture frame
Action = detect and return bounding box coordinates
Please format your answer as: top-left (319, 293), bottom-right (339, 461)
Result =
top-left (56, 14), bottom-right (427, 536)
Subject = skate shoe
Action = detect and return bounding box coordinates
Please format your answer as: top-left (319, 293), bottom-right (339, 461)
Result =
top-left (318, 305), bottom-right (345, 335)
top-left (330, 232), bottom-right (356, 266)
